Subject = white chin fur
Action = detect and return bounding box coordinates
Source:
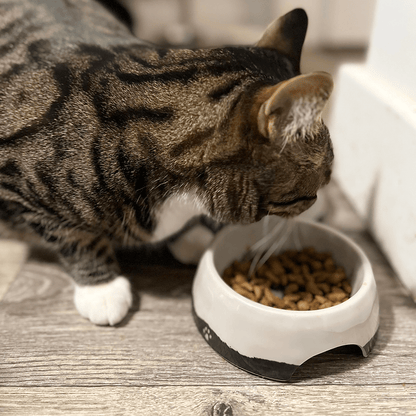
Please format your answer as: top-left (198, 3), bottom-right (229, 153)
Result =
top-left (74, 276), bottom-right (133, 326)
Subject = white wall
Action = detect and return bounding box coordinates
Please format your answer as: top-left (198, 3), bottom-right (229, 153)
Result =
top-left (366, 0), bottom-right (416, 100)
top-left (125, 0), bottom-right (375, 48)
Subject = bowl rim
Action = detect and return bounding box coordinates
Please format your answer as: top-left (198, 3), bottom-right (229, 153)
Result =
top-left (204, 218), bottom-right (375, 317)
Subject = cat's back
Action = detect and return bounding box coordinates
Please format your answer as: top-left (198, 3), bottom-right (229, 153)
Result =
top-left (0, 0), bottom-right (151, 146)
top-left (0, 0), bottom-right (139, 72)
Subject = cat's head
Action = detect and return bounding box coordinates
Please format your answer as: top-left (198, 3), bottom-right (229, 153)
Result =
top-left (196, 9), bottom-right (334, 224)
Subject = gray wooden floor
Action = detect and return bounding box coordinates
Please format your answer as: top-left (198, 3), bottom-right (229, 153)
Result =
top-left (1, 181), bottom-right (415, 415)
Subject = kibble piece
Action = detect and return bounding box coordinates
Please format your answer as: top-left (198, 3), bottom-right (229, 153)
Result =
top-left (236, 260), bottom-right (252, 275)
top-left (240, 281), bottom-right (254, 292)
top-left (301, 263), bottom-right (311, 276)
top-left (260, 298), bottom-right (272, 307)
top-left (284, 293), bottom-right (301, 303)
top-left (317, 282), bottom-right (331, 294)
top-left (253, 285), bottom-right (264, 301)
top-left (287, 273), bottom-right (297, 283)
top-left (310, 260), bottom-right (324, 272)
top-left (273, 297), bottom-right (286, 309)
top-left (256, 264), bottom-right (270, 278)
top-left (292, 265), bottom-right (302, 274)
top-left (264, 270), bottom-right (281, 286)
top-left (314, 271), bottom-right (331, 283)
top-left (309, 299), bottom-right (321, 310)
top-left (267, 257), bottom-right (285, 275)
top-left (280, 256), bottom-right (297, 272)
top-left (314, 295), bottom-right (327, 304)
top-left (263, 287), bottom-right (277, 304)
top-left (234, 273), bottom-right (247, 284)
top-left (324, 257), bottom-right (336, 272)
top-left (305, 281), bottom-right (323, 296)
top-left (297, 300), bottom-right (310, 311)
top-left (295, 253), bottom-right (308, 264)
top-left (292, 274), bottom-right (305, 286)
top-left (232, 284), bottom-right (256, 301)
top-left (327, 291), bottom-right (348, 303)
top-left (300, 292), bottom-right (313, 302)
top-left (280, 274), bottom-right (288, 286)
top-left (327, 271), bottom-right (345, 285)
top-left (318, 301), bottom-right (334, 309)
top-left (285, 283), bottom-right (299, 295)
top-left (342, 280), bottom-right (352, 294)
top-left (251, 277), bottom-right (270, 287)
top-left (283, 301), bottom-right (297, 310)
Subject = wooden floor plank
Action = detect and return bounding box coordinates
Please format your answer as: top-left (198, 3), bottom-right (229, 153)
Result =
top-left (1, 385), bottom-right (415, 416)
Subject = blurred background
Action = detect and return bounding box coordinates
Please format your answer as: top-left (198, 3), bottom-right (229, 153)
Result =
top-left (118, 0), bottom-right (415, 298)
top-left (122, 0), bottom-right (375, 50)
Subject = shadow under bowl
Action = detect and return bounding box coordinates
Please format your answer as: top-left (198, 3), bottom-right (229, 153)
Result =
top-left (192, 217), bottom-right (379, 381)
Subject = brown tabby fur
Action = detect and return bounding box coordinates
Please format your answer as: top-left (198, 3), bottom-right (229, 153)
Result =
top-left (0, 0), bottom-right (333, 323)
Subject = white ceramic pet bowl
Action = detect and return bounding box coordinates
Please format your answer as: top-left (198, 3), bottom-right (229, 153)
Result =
top-left (192, 217), bottom-right (379, 381)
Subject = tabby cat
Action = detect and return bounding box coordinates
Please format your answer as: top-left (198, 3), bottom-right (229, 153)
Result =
top-left (0, 0), bottom-right (334, 325)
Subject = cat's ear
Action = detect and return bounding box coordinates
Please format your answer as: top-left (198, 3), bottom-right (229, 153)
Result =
top-left (257, 71), bottom-right (334, 142)
top-left (256, 8), bottom-right (308, 73)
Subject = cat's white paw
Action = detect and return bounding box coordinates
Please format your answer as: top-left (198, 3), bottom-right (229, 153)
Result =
top-left (74, 276), bottom-right (133, 326)
top-left (168, 225), bottom-right (215, 265)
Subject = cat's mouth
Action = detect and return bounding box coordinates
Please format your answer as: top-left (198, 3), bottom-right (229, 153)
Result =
top-left (268, 195), bottom-right (317, 208)
top-left (262, 195), bottom-right (317, 218)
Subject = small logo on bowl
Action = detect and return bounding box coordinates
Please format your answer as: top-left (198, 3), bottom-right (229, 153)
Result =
top-left (203, 326), bottom-right (213, 341)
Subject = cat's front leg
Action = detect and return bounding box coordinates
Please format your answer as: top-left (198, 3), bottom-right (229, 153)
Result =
top-left (58, 233), bottom-right (133, 326)
top-left (167, 224), bottom-right (216, 265)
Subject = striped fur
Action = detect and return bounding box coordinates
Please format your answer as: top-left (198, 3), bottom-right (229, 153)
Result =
top-left (0, 1), bottom-right (334, 324)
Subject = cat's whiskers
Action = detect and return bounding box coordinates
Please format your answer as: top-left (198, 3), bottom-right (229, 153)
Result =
top-left (121, 209), bottom-right (133, 247)
top-left (149, 176), bottom-right (171, 199)
top-left (279, 135), bottom-right (290, 154)
top-left (256, 219), bottom-right (293, 271)
top-left (293, 218), bottom-right (303, 251)
top-left (246, 216), bottom-right (291, 276)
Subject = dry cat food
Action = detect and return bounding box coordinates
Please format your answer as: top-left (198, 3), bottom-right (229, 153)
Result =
top-left (222, 247), bottom-right (351, 310)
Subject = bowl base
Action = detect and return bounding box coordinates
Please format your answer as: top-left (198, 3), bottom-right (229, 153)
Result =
top-left (192, 304), bottom-right (378, 382)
